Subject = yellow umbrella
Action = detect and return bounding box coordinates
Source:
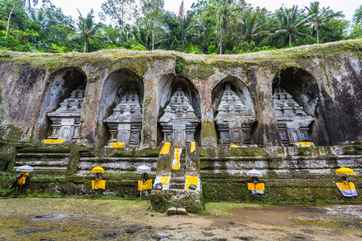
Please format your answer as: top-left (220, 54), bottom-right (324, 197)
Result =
top-left (230, 144), bottom-right (241, 149)
top-left (111, 142), bottom-right (125, 149)
top-left (336, 167), bottom-right (356, 176)
top-left (295, 141), bottom-right (315, 148)
top-left (91, 165), bottom-right (105, 174)
top-left (190, 141), bottom-right (197, 154)
top-left (160, 142), bottom-right (171, 155)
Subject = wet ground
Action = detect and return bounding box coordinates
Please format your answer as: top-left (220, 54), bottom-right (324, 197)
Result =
top-left (0, 198), bottom-right (361, 241)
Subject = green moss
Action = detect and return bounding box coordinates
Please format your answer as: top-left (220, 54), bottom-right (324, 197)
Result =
top-left (67, 145), bottom-right (82, 175)
top-left (201, 121), bottom-right (217, 141)
top-left (0, 125), bottom-right (22, 143)
top-left (297, 147), bottom-right (314, 156)
top-left (110, 147), bottom-right (160, 157)
top-left (4, 50), bottom-right (174, 73)
top-left (229, 147), bottom-right (268, 157)
top-left (0, 143), bottom-right (16, 171)
top-left (182, 62), bottom-right (215, 79)
top-left (343, 142), bottom-right (362, 155)
top-left (204, 202), bottom-right (264, 216)
top-left (0, 38), bottom-right (361, 74)
top-left (202, 177), bottom-right (362, 204)
top-left (17, 143), bottom-right (72, 153)
top-left (200, 148), bottom-right (217, 157)
top-left (175, 56), bottom-right (186, 74)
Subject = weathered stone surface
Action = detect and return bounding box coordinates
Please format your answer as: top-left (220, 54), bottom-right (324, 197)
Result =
top-left (104, 90), bottom-right (142, 147)
top-left (166, 207), bottom-right (177, 215)
top-left (159, 88), bottom-right (200, 145)
top-left (215, 84), bottom-right (256, 145)
top-left (0, 40), bottom-right (361, 206)
top-left (47, 89), bottom-right (84, 142)
top-left (273, 89), bottom-right (314, 145)
top-left (150, 190), bottom-right (203, 213)
top-left (0, 39), bottom-right (360, 146)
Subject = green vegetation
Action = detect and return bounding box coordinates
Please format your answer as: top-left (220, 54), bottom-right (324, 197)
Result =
top-left (0, 0), bottom-right (361, 54)
top-left (204, 202), bottom-right (264, 216)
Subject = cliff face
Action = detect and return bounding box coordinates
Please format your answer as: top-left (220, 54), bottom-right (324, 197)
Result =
top-left (0, 39), bottom-right (361, 147)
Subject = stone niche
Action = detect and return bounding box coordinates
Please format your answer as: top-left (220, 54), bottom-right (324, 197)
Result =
top-left (47, 89), bottom-right (84, 142)
top-left (272, 67), bottom-right (320, 145)
top-left (272, 88), bottom-right (314, 145)
top-left (98, 69), bottom-right (143, 147)
top-left (39, 68), bottom-right (87, 142)
top-left (104, 89), bottom-right (142, 146)
top-left (212, 78), bottom-right (256, 145)
top-left (158, 75), bottom-right (201, 146)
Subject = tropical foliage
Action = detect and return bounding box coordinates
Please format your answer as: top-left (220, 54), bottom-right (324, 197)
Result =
top-left (0, 0), bottom-right (360, 53)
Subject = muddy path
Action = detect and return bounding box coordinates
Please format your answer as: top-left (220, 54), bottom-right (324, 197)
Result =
top-left (0, 198), bottom-right (361, 241)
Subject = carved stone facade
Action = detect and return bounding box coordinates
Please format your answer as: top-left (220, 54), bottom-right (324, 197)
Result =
top-left (272, 88), bottom-right (314, 145)
top-left (47, 89), bottom-right (84, 142)
top-left (104, 91), bottom-right (142, 146)
top-left (159, 88), bottom-right (200, 146)
top-left (215, 85), bottom-right (256, 145)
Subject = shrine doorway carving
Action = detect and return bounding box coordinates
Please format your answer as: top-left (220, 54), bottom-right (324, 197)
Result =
top-left (98, 69), bottom-right (143, 148)
top-left (39, 68), bottom-right (87, 142)
top-left (272, 67), bottom-right (320, 145)
top-left (212, 76), bottom-right (256, 146)
top-left (157, 75), bottom-right (201, 146)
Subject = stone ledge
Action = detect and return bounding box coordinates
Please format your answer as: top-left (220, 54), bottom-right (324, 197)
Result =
top-left (150, 190), bottom-right (204, 214)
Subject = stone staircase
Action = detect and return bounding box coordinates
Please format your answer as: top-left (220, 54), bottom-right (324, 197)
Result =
top-left (150, 142), bottom-right (203, 214)
top-left (16, 153), bottom-right (70, 174)
top-left (77, 157), bottom-right (157, 176)
top-left (169, 171), bottom-right (185, 191)
top-left (12, 144), bottom-right (82, 175)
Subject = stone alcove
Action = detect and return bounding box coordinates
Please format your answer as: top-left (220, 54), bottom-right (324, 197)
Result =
top-left (39, 68), bottom-right (87, 142)
top-left (97, 69), bottom-right (144, 148)
top-left (272, 67), bottom-right (321, 145)
top-left (157, 75), bottom-right (201, 146)
top-left (212, 76), bottom-right (256, 145)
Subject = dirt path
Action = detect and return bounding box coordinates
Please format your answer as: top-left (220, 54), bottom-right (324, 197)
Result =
top-left (0, 198), bottom-right (361, 241)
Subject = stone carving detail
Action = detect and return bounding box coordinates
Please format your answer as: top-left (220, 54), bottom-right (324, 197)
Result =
top-left (215, 85), bottom-right (256, 145)
top-left (47, 89), bottom-right (84, 142)
top-left (273, 88), bottom-right (314, 145)
top-left (104, 90), bottom-right (142, 146)
top-left (159, 88), bottom-right (200, 146)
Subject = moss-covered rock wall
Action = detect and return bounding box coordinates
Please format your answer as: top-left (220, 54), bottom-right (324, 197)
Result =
top-left (0, 39), bottom-right (361, 147)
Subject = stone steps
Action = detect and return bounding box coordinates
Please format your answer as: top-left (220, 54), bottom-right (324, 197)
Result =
top-left (171, 176), bottom-right (185, 182)
top-left (169, 183), bottom-right (185, 190)
top-left (15, 152), bottom-right (70, 174)
top-left (169, 170), bottom-right (186, 191)
top-left (77, 157), bottom-right (157, 175)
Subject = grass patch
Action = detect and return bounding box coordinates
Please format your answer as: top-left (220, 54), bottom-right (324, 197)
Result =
top-left (204, 202), bottom-right (266, 216)
top-left (0, 198), bottom-right (149, 218)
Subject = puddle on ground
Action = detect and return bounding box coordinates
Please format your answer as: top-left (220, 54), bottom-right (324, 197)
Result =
top-left (32, 213), bottom-right (68, 221)
top-left (325, 205), bottom-right (362, 219)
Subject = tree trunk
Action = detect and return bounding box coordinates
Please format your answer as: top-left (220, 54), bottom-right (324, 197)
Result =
top-left (316, 28), bottom-right (320, 44)
top-left (219, 28), bottom-right (223, 54)
top-left (288, 34), bottom-right (292, 47)
top-left (151, 29), bottom-right (155, 50)
top-left (83, 38), bottom-right (88, 52)
top-left (180, 18), bottom-right (185, 50)
top-left (6, 4), bottom-right (16, 39)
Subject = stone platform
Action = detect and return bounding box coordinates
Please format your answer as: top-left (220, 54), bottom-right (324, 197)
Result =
top-left (0, 143), bottom-right (360, 205)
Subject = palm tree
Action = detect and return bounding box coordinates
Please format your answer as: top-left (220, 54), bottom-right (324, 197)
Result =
top-left (77, 9), bottom-right (99, 52)
top-left (306, 2), bottom-right (343, 44)
top-left (5, 0), bottom-right (38, 38)
top-left (140, 0), bottom-right (165, 50)
top-left (274, 6), bottom-right (311, 47)
top-left (216, 0), bottom-right (235, 54)
top-left (353, 5), bottom-right (362, 26)
top-left (238, 8), bottom-right (270, 43)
